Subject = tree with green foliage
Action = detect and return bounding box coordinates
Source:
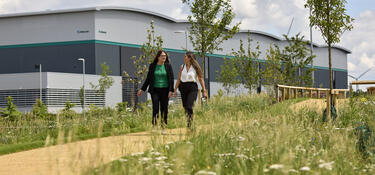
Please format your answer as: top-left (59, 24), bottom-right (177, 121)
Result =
top-left (264, 34), bottom-right (315, 87)
top-left (305, 0), bottom-right (354, 115)
top-left (32, 99), bottom-right (48, 118)
top-left (0, 96), bottom-right (21, 121)
top-left (217, 57), bottom-right (240, 95)
top-left (123, 20), bottom-right (163, 86)
top-left (182, 0), bottom-right (240, 96)
top-left (63, 101), bottom-right (76, 112)
top-left (90, 62), bottom-right (114, 95)
top-left (230, 33), bottom-right (262, 93)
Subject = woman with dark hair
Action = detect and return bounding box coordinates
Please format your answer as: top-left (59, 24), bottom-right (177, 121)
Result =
top-left (174, 52), bottom-right (206, 129)
top-left (137, 50), bottom-right (174, 134)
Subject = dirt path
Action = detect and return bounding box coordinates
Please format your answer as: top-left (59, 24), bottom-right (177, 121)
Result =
top-left (0, 128), bottom-right (189, 175)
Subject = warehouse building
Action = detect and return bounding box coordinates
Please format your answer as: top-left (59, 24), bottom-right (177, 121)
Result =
top-left (0, 6), bottom-right (350, 112)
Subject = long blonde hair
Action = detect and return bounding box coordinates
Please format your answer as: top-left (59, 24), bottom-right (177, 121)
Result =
top-left (186, 52), bottom-right (203, 78)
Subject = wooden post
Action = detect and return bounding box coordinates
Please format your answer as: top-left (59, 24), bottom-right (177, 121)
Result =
top-left (282, 88), bottom-right (286, 101)
top-left (294, 89), bottom-right (297, 99)
top-left (301, 89), bottom-right (304, 97)
top-left (317, 90), bottom-right (320, 99)
top-left (310, 89), bottom-right (313, 98)
top-left (276, 86), bottom-right (279, 102)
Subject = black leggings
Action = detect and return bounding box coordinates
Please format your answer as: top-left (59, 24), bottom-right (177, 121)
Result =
top-left (179, 82), bottom-right (198, 126)
top-left (150, 88), bottom-right (169, 127)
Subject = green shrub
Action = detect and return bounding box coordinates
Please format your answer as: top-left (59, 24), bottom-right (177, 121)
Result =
top-left (0, 96), bottom-right (21, 121)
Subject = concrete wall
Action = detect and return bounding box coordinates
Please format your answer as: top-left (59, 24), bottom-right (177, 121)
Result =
top-left (0, 11), bottom-right (95, 45)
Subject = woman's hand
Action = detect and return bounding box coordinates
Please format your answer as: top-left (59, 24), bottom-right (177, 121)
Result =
top-left (168, 92), bottom-right (173, 99)
top-left (137, 90), bottom-right (143, 97)
top-left (202, 89), bottom-right (207, 98)
top-left (173, 90), bottom-right (178, 97)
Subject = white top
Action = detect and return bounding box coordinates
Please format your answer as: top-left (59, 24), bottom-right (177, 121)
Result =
top-left (180, 64), bottom-right (198, 83)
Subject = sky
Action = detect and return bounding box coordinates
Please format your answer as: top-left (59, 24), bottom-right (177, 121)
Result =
top-left (0, 0), bottom-right (374, 90)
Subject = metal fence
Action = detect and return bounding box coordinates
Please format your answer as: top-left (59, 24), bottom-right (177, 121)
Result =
top-left (122, 77), bottom-right (138, 107)
top-left (0, 88), bottom-right (104, 108)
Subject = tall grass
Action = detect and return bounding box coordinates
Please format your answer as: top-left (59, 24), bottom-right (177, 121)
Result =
top-left (88, 94), bottom-right (375, 175)
top-left (0, 101), bottom-right (188, 155)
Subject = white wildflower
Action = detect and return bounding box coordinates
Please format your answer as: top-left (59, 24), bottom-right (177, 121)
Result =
top-left (300, 166), bottom-right (310, 171)
top-left (155, 156), bottom-right (168, 161)
top-left (238, 136), bottom-right (245, 141)
top-left (195, 170), bottom-right (217, 175)
top-left (289, 169), bottom-right (298, 173)
top-left (269, 164), bottom-right (284, 170)
top-left (187, 141), bottom-right (193, 144)
top-left (165, 145), bottom-right (170, 150)
top-left (319, 161), bottom-right (334, 170)
top-left (140, 157), bottom-right (152, 162)
top-left (152, 152), bottom-right (161, 156)
top-left (131, 152), bottom-right (144, 156)
top-left (263, 168), bottom-right (270, 172)
top-left (236, 154), bottom-right (249, 159)
top-left (166, 169), bottom-right (173, 174)
top-left (119, 158), bottom-right (128, 162)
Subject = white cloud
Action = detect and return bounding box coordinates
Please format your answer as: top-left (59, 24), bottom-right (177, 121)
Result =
top-left (231, 0), bottom-right (258, 18)
top-left (359, 53), bottom-right (375, 69)
top-left (348, 62), bottom-right (356, 72)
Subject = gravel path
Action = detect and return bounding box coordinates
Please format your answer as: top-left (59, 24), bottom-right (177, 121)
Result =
top-left (0, 128), bottom-right (188, 175)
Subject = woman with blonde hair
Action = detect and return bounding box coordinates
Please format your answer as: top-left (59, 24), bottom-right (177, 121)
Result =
top-left (174, 52), bottom-right (206, 129)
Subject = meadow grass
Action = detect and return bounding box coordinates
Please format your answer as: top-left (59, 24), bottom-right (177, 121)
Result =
top-left (87, 94), bottom-right (375, 175)
top-left (0, 101), bottom-right (188, 155)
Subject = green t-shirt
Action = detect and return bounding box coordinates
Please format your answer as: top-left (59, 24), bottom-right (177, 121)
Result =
top-left (154, 64), bottom-right (168, 88)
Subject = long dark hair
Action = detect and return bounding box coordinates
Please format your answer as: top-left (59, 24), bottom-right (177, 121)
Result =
top-left (186, 52), bottom-right (203, 78)
top-left (152, 50), bottom-right (169, 65)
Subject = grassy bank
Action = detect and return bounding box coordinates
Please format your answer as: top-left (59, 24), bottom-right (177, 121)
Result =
top-left (87, 94), bottom-right (375, 175)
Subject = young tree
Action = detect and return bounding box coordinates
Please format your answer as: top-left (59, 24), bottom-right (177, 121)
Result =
top-left (90, 62), bottom-right (114, 95)
top-left (0, 96), bottom-right (21, 121)
top-left (264, 34), bottom-right (315, 87)
top-left (305, 0), bottom-right (354, 114)
top-left (230, 33), bottom-right (262, 94)
top-left (182, 0), bottom-right (240, 96)
top-left (217, 57), bottom-right (240, 94)
top-left (123, 20), bottom-right (163, 86)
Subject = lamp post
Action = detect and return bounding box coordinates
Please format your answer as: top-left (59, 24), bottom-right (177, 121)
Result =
top-left (174, 30), bottom-right (188, 51)
top-left (35, 64), bottom-right (42, 100)
top-left (78, 58), bottom-right (86, 118)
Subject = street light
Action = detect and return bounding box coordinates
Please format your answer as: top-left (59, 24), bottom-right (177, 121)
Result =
top-left (78, 58), bottom-right (86, 118)
top-left (348, 66), bottom-right (374, 91)
top-left (34, 64), bottom-right (42, 100)
top-left (174, 30), bottom-right (188, 51)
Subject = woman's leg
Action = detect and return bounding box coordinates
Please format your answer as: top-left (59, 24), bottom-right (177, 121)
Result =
top-left (159, 88), bottom-right (169, 128)
top-left (185, 83), bottom-right (198, 128)
top-left (150, 90), bottom-right (160, 126)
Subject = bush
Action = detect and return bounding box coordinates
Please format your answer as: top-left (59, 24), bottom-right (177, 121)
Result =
top-left (0, 96), bottom-right (21, 121)
top-left (32, 99), bottom-right (49, 118)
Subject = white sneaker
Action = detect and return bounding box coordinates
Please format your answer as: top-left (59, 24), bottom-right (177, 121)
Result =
top-left (161, 129), bottom-right (167, 135)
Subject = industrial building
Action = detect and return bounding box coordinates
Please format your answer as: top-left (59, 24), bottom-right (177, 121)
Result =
top-left (0, 6), bottom-right (350, 112)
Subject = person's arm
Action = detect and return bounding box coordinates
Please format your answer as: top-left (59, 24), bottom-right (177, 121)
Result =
top-left (137, 66), bottom-right (152, 96)
top-left (168, 64), bottom-right (174, 98)
top-left (173, 65), bottom-right (183, 97)
top-left (198, 76), bottom-right (207, 98)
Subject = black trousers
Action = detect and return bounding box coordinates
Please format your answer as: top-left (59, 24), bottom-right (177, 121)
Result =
top-left (179, 82), bottom-right (198, 127)
top-left (150, 87), bottom-right (169, 127)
